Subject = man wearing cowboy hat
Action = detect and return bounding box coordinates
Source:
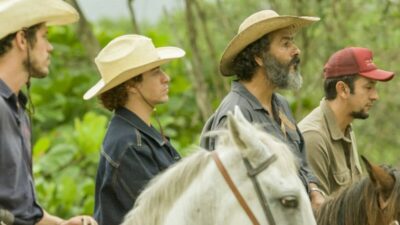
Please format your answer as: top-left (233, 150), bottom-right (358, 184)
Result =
top-left (299, 47), bottom-right (395, 195)
top-left (200, 9), bottom-right (325, 210)
top-left (0, 0), bottom-right (97, 225)
top-left (83, 34), bottom-right (185, 225)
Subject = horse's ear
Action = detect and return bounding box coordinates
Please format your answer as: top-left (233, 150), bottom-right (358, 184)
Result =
top-left (361, 155), bottom-right (395, 199)
top-left (227, 106), bottom-right (267, 159)
top-left (227, 110), bottom-right (246, 150)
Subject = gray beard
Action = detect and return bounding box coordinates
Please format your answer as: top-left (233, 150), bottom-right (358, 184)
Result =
top-left (262, 53), bottom-right (303, 91)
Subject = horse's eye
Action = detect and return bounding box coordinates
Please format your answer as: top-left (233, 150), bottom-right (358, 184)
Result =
top-left (280, 196), bottom-right (298, 208)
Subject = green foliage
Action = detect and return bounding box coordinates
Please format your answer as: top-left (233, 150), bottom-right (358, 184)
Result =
top-left (30, 25), bottom-right (101, 133)
top-left (33, 112), bottom-right (107, 217)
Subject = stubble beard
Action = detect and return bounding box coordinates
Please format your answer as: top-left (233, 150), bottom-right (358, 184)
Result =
top-left (23, 53), bottom-right (48, 79)
top-left (350, 110), bottom-right (369, 120)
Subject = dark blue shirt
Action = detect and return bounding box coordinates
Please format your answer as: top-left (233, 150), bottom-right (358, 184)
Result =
top-left (94, 107), bottom-right (181, 225)
top-left (0, 79), bottom-right (43, 225)
top-left (200, 81), bottom-right (318, 190)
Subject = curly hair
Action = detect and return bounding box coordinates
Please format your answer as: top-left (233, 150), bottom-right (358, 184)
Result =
top-left (99, 74), bottom-right (143, 111)
top-left (232, 34), bottom-right (271, 81)
top-left (324, 74), bottom-right (358, 100)
top-left (0, 24), bottom-right (42, 57)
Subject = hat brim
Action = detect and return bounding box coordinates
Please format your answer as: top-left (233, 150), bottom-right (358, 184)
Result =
top-left (360, 69), bottom-right (395, 82)
top-left (83, 46), bottom-right (185, 100)
top-left (220, 16), bottom-right (319, 76)
top-left (0, 0), bottom-right (79, 39)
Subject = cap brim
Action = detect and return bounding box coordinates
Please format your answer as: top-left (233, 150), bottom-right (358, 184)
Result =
top-left (83, 46), bottom-right (185, 100)
top-left (220, 16), bottom-right (320, 76)
top-left (360, 69), bottom-right (395, 81)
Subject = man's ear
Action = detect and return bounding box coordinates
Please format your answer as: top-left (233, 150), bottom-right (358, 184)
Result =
top-left (254, 55), bottom-right (264, 67)
top-left (336, 81), bottom-right (349, 98)
top-left (14, 30), bottom-right (29, 51)
top-left (126, 82), bottom-right (139, 94)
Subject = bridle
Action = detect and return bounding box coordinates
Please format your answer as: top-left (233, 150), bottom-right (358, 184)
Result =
top-left (212, 151), bottom-right (277, 225)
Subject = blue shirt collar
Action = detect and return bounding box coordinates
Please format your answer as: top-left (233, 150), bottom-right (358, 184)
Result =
top-left (115, 107), bottom-right (166, 146)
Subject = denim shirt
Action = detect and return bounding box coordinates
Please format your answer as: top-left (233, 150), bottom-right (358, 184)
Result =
top-left (94, 107), bottom-right (181, 225)
top-left (200, 81), bottom-right (318, 190)
top-left (0, 79), bottom-right (43, 225)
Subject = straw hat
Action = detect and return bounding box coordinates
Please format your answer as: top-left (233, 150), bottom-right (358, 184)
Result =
top-left (220, 10), bottom-right (320, 76)
top-left (0, 0), bottom-right (79, 39)
top-left (83, 35), bottom-right (185, 100)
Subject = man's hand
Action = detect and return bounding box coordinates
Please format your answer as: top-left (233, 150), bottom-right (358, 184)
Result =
top-left (309, 183), bottom-right (326, 214)
top-left (60, 216), bottom-right (98, 225)
top-left (310, 189), bottom-right (325, 211)
top-left (36, 211), bottom-right (98, 225)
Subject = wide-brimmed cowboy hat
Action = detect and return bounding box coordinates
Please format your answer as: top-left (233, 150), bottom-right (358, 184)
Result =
top-left (220, 10), bottom-right (320, 76)
top-left (0, 0), bottom-right (79, 39)
top-left (83, 35), bottom-right (185, 100)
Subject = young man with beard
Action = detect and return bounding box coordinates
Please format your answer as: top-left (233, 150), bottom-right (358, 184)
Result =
top-left (0, 0), bottom-right (97, 225)
top-left (298, 47), bottom-right (394, 195)
top-left (200, 10), bottom-right (325, 210)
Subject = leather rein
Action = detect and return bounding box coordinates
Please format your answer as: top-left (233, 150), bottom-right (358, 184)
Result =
top-left (211, 151), bottom-right (278, 225)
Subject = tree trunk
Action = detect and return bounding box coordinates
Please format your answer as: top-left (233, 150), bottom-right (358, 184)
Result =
top-left (127, 0), bottom-right (141, 34)
top-left (216, 0), bottom-right (234, 36)
top-left (67, 0), bottom-right (101, 60)
top-left (184, 0), bottom-right (212, 121)
top-left (192, 0), bottom-right (229, 98)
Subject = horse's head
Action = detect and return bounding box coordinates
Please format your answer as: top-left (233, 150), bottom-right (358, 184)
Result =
top-left (215, 106), bottom-right (316, 225)
top-left (361, 156), bottom-right (400, 225)
top-left (317, 156), bottom-right (400, 225)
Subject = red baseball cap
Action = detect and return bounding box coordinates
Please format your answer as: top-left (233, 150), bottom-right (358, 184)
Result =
top-left (323, 47), bottom-right (394, 81)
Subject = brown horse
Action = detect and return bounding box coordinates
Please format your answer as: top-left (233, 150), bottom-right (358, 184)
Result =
top-left (316, 156), bottom-right (400, 225)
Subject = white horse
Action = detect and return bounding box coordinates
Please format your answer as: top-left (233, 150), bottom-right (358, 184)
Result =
top-left (121, 107), bottom-right (316, 225)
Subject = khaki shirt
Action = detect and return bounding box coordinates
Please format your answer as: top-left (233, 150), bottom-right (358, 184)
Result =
top-left (299, 99), bottom-right (362, 195)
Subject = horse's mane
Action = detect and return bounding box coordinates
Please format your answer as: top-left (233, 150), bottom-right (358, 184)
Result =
top-left (317, 166), bottom-right (400, 225)
top-left (375, 167), bottom-right (400, 224)
top-left (122, 148), bottom-right (211, 225)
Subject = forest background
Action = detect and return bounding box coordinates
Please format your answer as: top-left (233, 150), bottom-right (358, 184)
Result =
top-left (29, 0), bottom-right (400, 218)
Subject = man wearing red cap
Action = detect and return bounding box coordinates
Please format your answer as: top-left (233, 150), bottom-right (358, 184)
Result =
top-left (299, 47), bottom-right (395, 195)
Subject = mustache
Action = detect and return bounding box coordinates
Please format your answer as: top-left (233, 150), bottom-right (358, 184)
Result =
top-left (290, 56), bottom-right (301, 66)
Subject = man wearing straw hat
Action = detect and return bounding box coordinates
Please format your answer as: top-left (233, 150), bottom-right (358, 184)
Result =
top-left (200, 9), bottom-right (325, 210)
top-left (0, 0), bottom-right (97, 225)
top-left (83, 34), bottom-right (185, 225)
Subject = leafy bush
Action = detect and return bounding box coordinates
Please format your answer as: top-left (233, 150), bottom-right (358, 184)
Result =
top-left (33, 112), bottom-right (107, 217)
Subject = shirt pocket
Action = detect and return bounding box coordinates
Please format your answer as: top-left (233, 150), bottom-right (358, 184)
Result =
top-left (333, 169), bottom-right (351, 186)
